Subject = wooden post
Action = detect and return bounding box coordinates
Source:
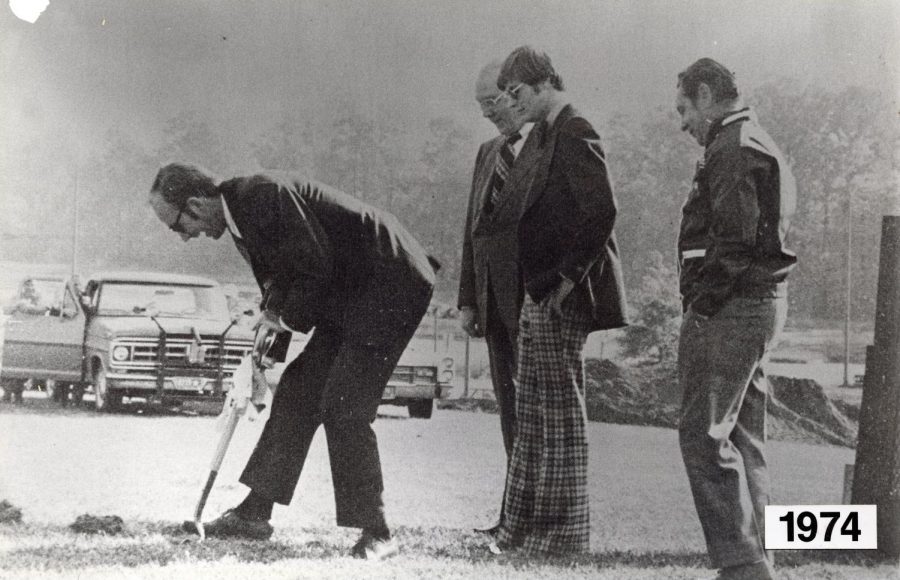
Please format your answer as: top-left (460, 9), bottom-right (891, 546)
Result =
top-left (851, 215), bottom-right (900, 560)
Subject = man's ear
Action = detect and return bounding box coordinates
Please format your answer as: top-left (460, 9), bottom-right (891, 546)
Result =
top-left (696, 83), bottom-right (714, 109)
top-left (186, 196), bottom-right (207, 216)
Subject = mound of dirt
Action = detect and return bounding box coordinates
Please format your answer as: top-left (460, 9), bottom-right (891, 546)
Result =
top-left (583, 358), bottom-right (858, 448)
top-left (769, 376), bottom-right (857, 446)
top-left (0, 500), bottom-right (23, 524)
top-left (70, 514), bottom-right (126, 535)
top-left (584, 359), bottom-right (680, 429)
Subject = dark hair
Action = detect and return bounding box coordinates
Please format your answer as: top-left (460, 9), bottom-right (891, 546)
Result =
top-left (497, 45), bottom-right (565, 91)
top-left (677, 58), bottom-right (739, 103)
top-left (151, 163), bottom-right (218, 207)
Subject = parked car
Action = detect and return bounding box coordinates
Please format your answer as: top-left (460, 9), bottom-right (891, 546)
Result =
top-left (1, 271), bottom-right (255, 411)
top-left (266, 333), bottom-right (455, 419)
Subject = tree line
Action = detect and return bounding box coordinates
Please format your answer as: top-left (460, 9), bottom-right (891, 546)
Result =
top-left (1, 79), bottom-right (896, 326)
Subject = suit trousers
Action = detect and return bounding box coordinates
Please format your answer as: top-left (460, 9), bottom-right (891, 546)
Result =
top-left (497, 292), bottom-right (593, 554)
top-left (678, 296), bottom-right (787, 568)
top-left (239, 291), bottom-right (430, 529)
top-left (485, 283), bottom-right (518, 457)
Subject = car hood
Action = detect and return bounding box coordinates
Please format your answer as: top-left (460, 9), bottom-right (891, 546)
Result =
top-left (91, 316), bottom-right (254, 341)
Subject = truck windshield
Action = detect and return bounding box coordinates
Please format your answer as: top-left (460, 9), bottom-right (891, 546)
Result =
top-left (96, 283), bottom-right (230, 319)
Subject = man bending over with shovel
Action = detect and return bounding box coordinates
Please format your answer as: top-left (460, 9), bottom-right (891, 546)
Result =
top-left (149, 163), bottom-right (438, 560)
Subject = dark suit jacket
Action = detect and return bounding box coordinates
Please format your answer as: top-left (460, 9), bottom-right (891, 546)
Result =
top-left (218, 173), bottom-right (436, 344)
top-left (458, 132), bottom-right (542, 334)
top-left (520, 105), bottom-right (628, 332)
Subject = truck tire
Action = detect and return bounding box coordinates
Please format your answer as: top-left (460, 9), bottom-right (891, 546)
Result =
top-left (408, 399), bottom-right (433, 419)
top-left (71, 384), bottom-right (86, 405)
top-left (93, 364), bottom-right (122, 412)
top-left (1, 380), bottom-right (26, 404)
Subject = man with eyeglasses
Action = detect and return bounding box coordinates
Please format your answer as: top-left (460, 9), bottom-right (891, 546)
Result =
top-left (491, 46), bottom-right (628, 555)
top-left (458, 59), bottom-right (538, 536)
top-left (148, 163), bottom-right (439, 560)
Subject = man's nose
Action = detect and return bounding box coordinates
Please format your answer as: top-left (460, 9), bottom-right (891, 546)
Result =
top-left (179, 232), bottom-right (191, 242)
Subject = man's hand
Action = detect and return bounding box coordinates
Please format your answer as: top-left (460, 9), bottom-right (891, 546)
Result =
top-left (460, 307), bottom-right (483, 338)
top-left (547, 277), bottom-right (576, 319)
top-left (251, 309), bottom-right (288, 334)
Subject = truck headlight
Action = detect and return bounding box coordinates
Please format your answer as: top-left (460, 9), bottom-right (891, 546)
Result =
top-left (441, 357), bottom-right (454, 369)
top-left (439, 370), bottom-right (454, 383)
top-left (112, 345), bottom-right (130, 362)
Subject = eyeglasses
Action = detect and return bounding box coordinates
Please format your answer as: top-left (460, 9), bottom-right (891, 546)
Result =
top-left (478, 92), bottom-right (507, 112)
top-left (169, 204), bottom-right (188, 234)
top-left (503, 83), bottom-right (525, 101)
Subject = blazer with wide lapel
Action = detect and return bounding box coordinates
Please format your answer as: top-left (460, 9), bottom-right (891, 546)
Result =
top-left (518, 105), bottom-right (628, 331)
top-left (459, 130), bottom-right (542, 333)
top-left (220, 173), bottom-right (436, 338)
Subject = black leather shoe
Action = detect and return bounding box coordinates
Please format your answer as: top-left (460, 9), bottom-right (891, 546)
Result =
top-left (473, 521), bottom-right (500, 536)
top-left (350, 529), bottom-right (399, 561)
top-left (197, 509), bottom-right (273, 540)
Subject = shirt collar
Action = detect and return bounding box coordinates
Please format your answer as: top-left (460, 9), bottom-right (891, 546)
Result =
top-left (545, 100), bottom-right (569, 128)
top-left (220, 195), bottom-right (243, 239)
top-left (707, 107), bottom-right (755, 145)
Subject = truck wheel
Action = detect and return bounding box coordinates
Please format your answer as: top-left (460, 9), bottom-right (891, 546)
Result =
top-left (93, 365), bottom-right (122, 412)
top-left (1, 380), bottom-right (26, 404)
top-left (71, 384), bottom-right (86, 406)
top-left (408, 399), bottom-right (433, 419)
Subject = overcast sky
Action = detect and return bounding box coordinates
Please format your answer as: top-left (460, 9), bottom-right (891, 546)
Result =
top-left (1, 0), bottom-right (897, 160)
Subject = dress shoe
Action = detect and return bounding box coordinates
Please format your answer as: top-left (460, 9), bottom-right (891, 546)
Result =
top-left (473, 520), bottom-right (501, 536)
top-left (196, 508), bottom-right (273, 540)
top-left (350, 529), bottom-right (399, 561)
top-left (714, 560), bottom-right (774, 580)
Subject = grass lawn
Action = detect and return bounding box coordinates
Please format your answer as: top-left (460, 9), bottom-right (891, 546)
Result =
top-left (0, 399), bottom-right (896, 579)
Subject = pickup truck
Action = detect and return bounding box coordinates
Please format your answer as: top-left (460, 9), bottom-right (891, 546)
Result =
top-left (0, 271), bottom-right (255, 411)
top-left (1, 272), bottom-right (456, 417)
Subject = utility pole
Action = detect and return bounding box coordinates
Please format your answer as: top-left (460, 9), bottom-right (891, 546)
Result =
top-left (843, 190), bottom-right (852, 387)
top-left (71, 170), bottom-right (79, 276)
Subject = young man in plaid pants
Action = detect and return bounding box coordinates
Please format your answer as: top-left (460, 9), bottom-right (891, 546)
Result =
top-left (493, 46), bottom-right (628, 554)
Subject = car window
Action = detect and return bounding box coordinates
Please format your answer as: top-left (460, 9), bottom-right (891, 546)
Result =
top-left (95, 283), bottom-right (230, 319)
top-left (13, 278), bottom-right (64, 316)
top-left (61, 284), bottom-right (79, 317)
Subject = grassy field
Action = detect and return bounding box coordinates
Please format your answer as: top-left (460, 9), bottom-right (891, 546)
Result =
top-left (0, 397), bottom-right (897, 579)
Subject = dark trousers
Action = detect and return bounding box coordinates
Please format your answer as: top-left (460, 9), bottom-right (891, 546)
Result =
top-left (485, 285), bottom-right (518, 457)
top-left (240, 292), bottom-right (429, 529)
top-left (678, 296), bottom-right (787, 568)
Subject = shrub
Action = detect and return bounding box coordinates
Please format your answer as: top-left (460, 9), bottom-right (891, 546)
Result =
top-left (621, 251), bottom-right (682, 364)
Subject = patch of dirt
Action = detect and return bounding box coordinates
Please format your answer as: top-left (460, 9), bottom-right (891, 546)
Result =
top-left (69, 514), bottom-right (126, 535)
top-left (584, 359), bottom-right (858, 448)
top-left (0, 499), bottom-right (23, 524)
top-left (584, 359), bottom-right (680, 429)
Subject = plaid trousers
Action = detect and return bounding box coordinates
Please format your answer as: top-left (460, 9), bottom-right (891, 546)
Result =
top-left (496, 292), bottom-right (593, 554)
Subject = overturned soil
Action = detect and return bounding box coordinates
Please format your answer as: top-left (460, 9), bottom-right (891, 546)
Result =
top-left (442, 358), bottom-right (859, 448)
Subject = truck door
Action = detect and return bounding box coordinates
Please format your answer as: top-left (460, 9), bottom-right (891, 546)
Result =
top-left (1, 278), bottom-right (86, 383)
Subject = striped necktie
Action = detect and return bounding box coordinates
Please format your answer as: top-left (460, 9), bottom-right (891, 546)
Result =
top-left (487, 131), bottom-right (522, 211)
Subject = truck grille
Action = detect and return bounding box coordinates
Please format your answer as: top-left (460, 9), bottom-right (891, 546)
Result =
top-left (111, 337), bottom-right (252, 370)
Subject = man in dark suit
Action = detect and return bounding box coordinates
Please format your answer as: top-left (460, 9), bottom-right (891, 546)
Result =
top-left (458, 60), bottom-right (540, 533)
top-left (492, 46), bottom-right (628, 555)
top-left (149, 164), bottom-right (437, 560)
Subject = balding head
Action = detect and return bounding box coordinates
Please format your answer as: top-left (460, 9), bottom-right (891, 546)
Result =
top-left (474, 59), bottom-right (522, 136)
